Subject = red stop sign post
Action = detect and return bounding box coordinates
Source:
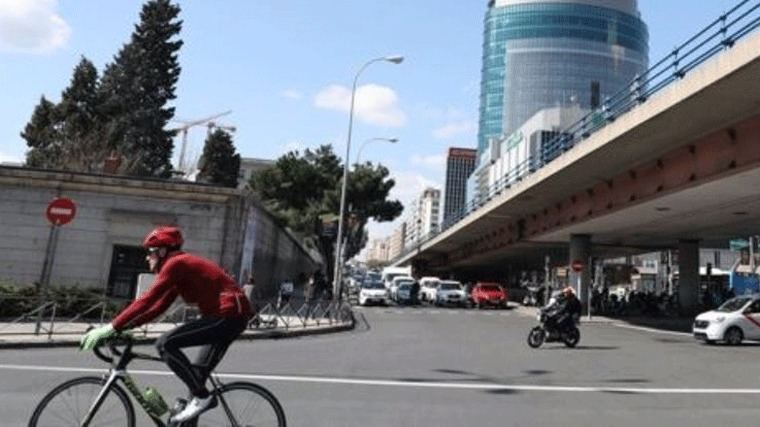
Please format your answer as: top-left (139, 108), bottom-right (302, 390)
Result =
top-left (46, 197), bottom-right (76, 225)
top-left (36, 198), bottom-right (77, 334)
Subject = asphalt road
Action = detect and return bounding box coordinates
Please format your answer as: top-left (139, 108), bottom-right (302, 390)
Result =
top-left (3, 305), bottom-right (760, 426)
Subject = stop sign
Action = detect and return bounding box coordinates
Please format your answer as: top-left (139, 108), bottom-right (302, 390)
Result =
top-left (571, 259), bottom-right (584, 272)
top-left (46, 197), bottom-right (77, 225)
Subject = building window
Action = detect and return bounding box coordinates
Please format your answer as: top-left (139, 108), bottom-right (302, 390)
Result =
top-left (107, 245), bottom-right (150, 299)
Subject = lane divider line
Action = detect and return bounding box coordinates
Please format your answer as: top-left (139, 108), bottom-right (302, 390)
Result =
top-left (2, 363), bottom-right (760, 394)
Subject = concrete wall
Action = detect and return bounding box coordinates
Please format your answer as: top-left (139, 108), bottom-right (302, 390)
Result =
top-left (0, 166), bottom-right (320, 300)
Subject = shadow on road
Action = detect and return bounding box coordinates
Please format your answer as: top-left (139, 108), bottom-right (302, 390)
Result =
top-left (540, 345), bottom-right (619, 350)
top-left (484, 388), bottom-right (521, 395)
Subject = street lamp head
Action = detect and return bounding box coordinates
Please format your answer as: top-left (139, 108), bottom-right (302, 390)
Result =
top-left (384, 56), bottom-right (404, 64)
top-left (388, 138), bottom-right (399, 143)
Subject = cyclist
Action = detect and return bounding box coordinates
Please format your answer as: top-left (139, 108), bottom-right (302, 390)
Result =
top-left (80, 226), bottom-right (252, 423)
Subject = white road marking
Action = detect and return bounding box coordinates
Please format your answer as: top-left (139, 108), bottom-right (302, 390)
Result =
top-left (2, 363), bottom-right (759, 395)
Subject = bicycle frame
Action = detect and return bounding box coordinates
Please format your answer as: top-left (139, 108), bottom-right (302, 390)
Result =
top-left (81, 335), bottom-right (242, 427)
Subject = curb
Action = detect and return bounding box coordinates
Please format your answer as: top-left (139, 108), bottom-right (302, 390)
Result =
top-left (0, 321), bottom-right (355, 350)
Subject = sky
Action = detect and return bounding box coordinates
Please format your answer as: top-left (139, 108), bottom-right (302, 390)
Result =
top-left (0, 0), bottom-right (745, 245)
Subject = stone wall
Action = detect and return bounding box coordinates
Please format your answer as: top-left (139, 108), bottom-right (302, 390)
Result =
top-left (0, 166), bottom-right (320, 300)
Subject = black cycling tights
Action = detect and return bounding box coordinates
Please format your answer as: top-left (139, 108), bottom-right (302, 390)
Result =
top-left (156, 316), bottom-right (248, 397)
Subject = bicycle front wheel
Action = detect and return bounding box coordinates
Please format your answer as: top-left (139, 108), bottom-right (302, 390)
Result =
top-left (196, 381), bottom-right (286, 427)
top-left (29, 376), bottom-right (135, 427)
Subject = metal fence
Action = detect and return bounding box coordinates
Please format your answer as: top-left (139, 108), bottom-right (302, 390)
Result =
top-left (0, 294), bottom-right (354, 340)
top-left (393, 0), bottom-right (760, 264)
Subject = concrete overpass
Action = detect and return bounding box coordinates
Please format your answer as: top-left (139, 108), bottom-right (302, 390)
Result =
top-left (394, 16), bottom-right (760, 309)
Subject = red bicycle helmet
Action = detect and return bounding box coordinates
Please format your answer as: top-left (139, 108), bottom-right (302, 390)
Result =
top-left (143, 226), bottom-right (184, 248)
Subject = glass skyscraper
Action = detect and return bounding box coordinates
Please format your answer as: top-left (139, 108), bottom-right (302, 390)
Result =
top-left (477, 0), bottom-right (649, 158)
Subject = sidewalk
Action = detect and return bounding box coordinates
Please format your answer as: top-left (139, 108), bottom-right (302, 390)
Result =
top-left (0, 316), bottom-right (354, 349)
top-left (512, 305), bottom-right (694, 333)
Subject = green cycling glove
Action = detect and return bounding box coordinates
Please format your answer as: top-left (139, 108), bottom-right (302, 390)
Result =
top-left (79, 323), bottom-right (116, 351)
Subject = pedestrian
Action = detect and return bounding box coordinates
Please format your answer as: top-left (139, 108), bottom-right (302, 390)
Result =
top-left (305, 270), bottom-right (320, 319)
top-left (278, 279), bottom-right (294, 310)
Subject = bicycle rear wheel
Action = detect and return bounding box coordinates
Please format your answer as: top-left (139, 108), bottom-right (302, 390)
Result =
top-left (195, 381), bottom-right (285, 427)
top-left (29, 376), bottom-right (135, 427)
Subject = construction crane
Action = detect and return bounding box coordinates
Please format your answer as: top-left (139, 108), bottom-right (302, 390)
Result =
top-left (206, 121), bottom-right (237, 136)
top-left (169, 110), bottom-right (232, 172)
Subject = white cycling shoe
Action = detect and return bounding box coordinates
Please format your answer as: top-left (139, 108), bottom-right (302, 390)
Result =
top-left (170, 395), bottom-right (217, 423)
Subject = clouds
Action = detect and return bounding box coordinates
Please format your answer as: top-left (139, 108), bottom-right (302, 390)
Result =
top-left (0, 0), bottom-right (70, 54)
top-left (314, 84), bottom-right (406, 127)
top-left (433, 119), bottom-right (476, 139)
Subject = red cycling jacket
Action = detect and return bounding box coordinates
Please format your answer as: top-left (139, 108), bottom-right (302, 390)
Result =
top-left (112, 251), bottom-right (251, 331)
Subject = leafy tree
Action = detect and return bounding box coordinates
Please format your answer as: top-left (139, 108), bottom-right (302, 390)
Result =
top-left (250, 144), bottom-right (402, 282)
top-left (99, 0), bottom-right (183, 177)
top-left (197, 129), bottom-right (241, 187)
top-left (57, 57), bottom-right (104, 172)
top-left (21, 96), bottom-right (61, 168)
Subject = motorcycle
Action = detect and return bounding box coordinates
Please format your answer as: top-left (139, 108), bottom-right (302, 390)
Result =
top-left (527, 308), bottom-right (580, 348)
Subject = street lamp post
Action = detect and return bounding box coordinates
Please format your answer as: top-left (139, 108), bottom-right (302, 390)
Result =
top-left (333, 55), bottom-right (403, 301)
top-left (355, 137), bottom-right (398, 165)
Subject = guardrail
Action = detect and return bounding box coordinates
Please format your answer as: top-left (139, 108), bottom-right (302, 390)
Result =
top-left (0, 294), bottom-right (354, 340)
top-left (393, 0), bottom-right (760, 264)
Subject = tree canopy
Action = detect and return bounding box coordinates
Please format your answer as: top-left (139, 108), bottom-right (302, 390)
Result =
top-left (250, 144), bottom-right (402, 280)
top-left (197, 129), bottom-right (241, 188)
top-left (21, 0), bottom-right (183, 178)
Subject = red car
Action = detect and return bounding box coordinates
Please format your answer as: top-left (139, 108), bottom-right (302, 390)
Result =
top-left (471, 282), bottom-right (508, 309)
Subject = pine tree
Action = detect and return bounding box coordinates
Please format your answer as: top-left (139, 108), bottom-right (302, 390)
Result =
top-left (58, 57), bottom-right (103, 172)
top-left (99, 0), bottom-right (183, 177)
top-left (197, 129), bottom-right (241, 188)
top-left (21, 96), bottom-right (61, 168)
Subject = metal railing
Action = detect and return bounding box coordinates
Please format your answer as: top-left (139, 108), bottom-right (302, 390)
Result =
top-left (0, 294), bottom-right (354, 340)
top-left (393, 0), bottom-right (760, 264)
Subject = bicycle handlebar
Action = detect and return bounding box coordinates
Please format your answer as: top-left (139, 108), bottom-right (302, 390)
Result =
top-left (92, 332), bottom-right (163, 364)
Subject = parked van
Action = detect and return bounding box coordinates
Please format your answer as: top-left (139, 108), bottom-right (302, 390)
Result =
top-left (381, 266), bottom-right (413, 290)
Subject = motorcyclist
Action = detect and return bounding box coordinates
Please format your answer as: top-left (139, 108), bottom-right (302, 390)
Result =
top-left (542, 286), bottom-right (581, 332)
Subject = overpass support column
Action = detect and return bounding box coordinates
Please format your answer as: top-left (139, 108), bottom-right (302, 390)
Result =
top-left (678, 239), bottom-right (700, 312)
top-left (569, 234), bottom-right (592, 314)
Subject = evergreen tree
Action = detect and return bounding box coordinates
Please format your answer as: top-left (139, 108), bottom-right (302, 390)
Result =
top-left (57, 57), bottom-right (103, 172)
top-left (99, 0), bottom-right (183, 177)
top-left (197, 129), bottom-right (241, 188)
top-left (21, 96), bottom-right (61, 168)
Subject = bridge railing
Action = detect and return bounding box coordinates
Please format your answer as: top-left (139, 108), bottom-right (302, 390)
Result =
top-left (394, 0), bottom-right (760, 265)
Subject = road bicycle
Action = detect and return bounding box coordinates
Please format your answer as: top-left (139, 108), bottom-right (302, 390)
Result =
top-left (28, 332), bottom-right (286, 426)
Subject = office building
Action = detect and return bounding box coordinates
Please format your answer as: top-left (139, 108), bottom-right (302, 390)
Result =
top-left (477, 0), bottom-right (649, 160)
top-left (443, 148), bottom-right (477, 226)
top-left (404, 187), bottom-right (442, 248)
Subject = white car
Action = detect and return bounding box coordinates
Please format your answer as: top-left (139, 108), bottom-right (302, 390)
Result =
top-left (693, 294), bottom-right (760, 345)
top-left (359, 281), bottom-right (389, 306)
top-left (390, 276), bottom-right (415, 302)
top-left (419, 277), bottom-right (440, 302)
top-left (434, 280), bottom-right (466, 307)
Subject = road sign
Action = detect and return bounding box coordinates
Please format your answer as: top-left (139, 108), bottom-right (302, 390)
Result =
top-left (46, 197), bottom-right (76, 225)
top-left (571, 259), bottom-right (584, 272)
